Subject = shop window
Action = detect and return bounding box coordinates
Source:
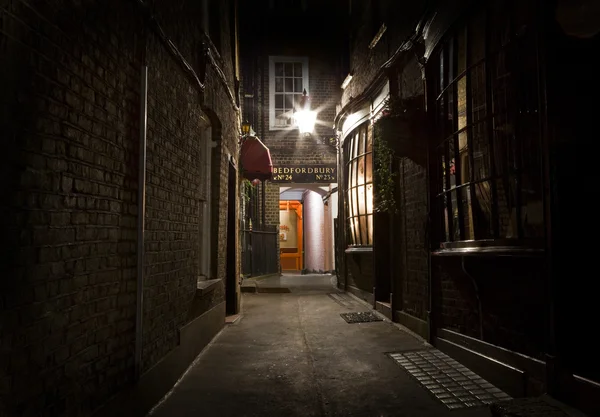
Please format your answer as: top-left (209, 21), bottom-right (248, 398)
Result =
top-left (344, 123), bottom-right (373, 246)
top-left (432, 3), bottom-right (544, 249)
top-left (268, 56), bottom-right (309, 130)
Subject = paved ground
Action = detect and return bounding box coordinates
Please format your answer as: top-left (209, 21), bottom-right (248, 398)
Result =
top-left (148, 274), bottom-right (492, 417)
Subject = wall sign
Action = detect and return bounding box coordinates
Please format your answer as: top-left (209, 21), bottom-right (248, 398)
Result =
top-left (271, 164), bottom-right (337, 183)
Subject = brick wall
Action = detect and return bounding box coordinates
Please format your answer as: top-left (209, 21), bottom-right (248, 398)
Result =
top-left (0, 0), bottom-right (238, 415)
top-left (0, 1), bottom-right (142, 414)
top-left (432, 256), bottom-right (547, 360)
top-left (396, 57), bottom-right (429, 321)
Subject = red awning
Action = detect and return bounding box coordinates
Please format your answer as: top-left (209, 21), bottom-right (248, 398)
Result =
top-left (240, 135), bottom-right (273, 181)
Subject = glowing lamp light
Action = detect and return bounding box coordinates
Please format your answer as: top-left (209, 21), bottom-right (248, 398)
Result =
top-left (241, 120), bottom-right (251, 136)
top-left (294, 89), bottom-right (317, 135)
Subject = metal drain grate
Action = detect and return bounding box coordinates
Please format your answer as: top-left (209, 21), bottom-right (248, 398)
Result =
top-left (388, 349), bottom-right (511, 410)
top-left (328, 293), bottom-right (358, 309)
top-left (340, 311), bottom-right (383, 323)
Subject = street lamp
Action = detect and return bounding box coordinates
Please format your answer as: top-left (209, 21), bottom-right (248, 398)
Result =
top-left (294, 89), bottom-right (317, 136)
top-left (241, 120), bottom-right (251, 136)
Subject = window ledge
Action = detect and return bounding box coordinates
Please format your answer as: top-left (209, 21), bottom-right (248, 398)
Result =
top-left (196, 279), bottom-right (221, 296)
top-left (345, 246), bottom-right (373, 254)
top-left (433, 246), bottom-right (545, 257)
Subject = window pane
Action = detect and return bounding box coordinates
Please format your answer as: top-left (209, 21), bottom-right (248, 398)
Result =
top-left (458, 132), bottom-right (469, 185)
top-left (440, 194), bottom-right (451, 242)
top-left (352, 217), bottom-right (361, 245)
top-left (475, 127), bottom-right (491, 181)
top-left (275, 63), bottom-right (284, 76)
top-left (357, 156), bottom-right (365, 186)
top-left (294, 78), bottom-right (303, 92)
top-left (358, 127), bottom-right (365, 156)
top-left (469, 12), bottom-right (486, 65)
top-left (359, 215), bottom-right (367, 245)
top-left (471, 64), bottom-right (486, 124)
top-left (358, 184), bottom-right (366, 215)
top-left (473, 181), bottom-right (494, 239)
top-left (457, 76), bottom-right (467, 131)
top-left (367, 214), bottom-right (373, 245)
top-left (496, 177), bottom-right (518, 238)
top-left (285, 78), bottom-right (293, 92)
top-left (457, 27), bottom-right (467, 75)
top-left (365, 153), bottom-right (373, 184)
top-left (284, 94), bottom-right (294, 110)
top-left (440, 147), bottom-right (447, 192)
top-left (294, 63), bottom-right (302, 77)
top-left (367, 125), bottom-right (373, 152)
top-left (275, 77), bottom-right (283, 92)
top-left (450, 190), bottom-right (460, 241)
top-left (275, 95), bottom-right (283, 109)
top-left (445, 90), bottom-right (454, 138)
top-left (460, 186), bottom-right (474, 240)
top-left (366, 182), bottom-right (373, 215)
top-left (284, 63), bottom-right (293, 76)
top-left (447, 139), bottom-right (457, 188)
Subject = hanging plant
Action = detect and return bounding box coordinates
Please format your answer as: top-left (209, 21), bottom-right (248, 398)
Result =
top-left (373, 124), bottom-right (398, 214)
top-left (375, 95), bottom-right (428, 167)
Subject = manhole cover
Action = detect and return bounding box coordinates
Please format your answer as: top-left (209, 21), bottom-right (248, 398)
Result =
top-left (387, 349), bottom-right (511, 410)
top-left (340, 311), bottom-right (383, 323)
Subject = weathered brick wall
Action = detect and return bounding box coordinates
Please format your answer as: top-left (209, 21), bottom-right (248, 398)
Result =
top-left (341, 1), bottom-right (426, 109)
top-left (0, 0), bottom-right (239, 415)
top-left (346, 253), bottom-right (374, 300)
top-left (432, 256), bottom-right (547, 360)
top-left (141, 32), bottom-right (206, 372)
top-left (143, 0), bottom-right (239, 371)
top-left (396, 57), bottom-right (429, 321)
top-left (0, 1), bottom-right (142, 414)
top-left (398, 158), bottom-right (429, 320)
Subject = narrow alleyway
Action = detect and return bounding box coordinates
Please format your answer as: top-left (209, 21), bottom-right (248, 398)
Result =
top-left (148, 274), bottom-right (498, 417)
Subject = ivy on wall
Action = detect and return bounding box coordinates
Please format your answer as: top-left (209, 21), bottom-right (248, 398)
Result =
top-left (373, 123), bottom-right (398, 214)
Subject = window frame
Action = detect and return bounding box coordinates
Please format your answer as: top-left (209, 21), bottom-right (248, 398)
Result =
top-left (344, 122), bottom-right (374, 247)
top-left (430, 3), bottom-right (545, 252)
top-left (268, 56), bottom-right (309, 131)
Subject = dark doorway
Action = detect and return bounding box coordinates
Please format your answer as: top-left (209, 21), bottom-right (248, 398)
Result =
top-left (226, 161), bottom-right (238, 315)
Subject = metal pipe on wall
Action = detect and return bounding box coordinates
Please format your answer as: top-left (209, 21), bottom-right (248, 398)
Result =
top-left (135, 65), bottom-right (148, 381)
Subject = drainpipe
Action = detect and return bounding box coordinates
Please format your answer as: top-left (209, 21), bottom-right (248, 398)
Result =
top-left (135, 65), bottom-right (148, 380)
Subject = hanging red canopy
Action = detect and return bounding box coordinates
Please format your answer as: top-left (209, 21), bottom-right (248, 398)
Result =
top-left (240, 135), bottom-right (273, 181)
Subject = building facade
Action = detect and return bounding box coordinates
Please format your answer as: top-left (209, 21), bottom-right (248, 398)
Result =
top-left (0, 0), bottom-right (241, 415)
top-left (334, 0), bottom-right (600, 415)
top-left (239, 0), bottom-right (347, 276)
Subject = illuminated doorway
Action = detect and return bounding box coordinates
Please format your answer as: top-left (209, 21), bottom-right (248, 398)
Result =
top-left (279, 200), bottom-right (303, 272)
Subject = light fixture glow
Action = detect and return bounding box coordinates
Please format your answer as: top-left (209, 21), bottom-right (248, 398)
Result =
top-left (294, 109), bottom-right (317, 134)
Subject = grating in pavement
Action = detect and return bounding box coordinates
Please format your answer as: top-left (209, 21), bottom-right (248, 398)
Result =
top-left (328, 293), bottom-right (359, 309)
top-left (387, 349), bottom-right (511, 410)
top-left (340, 311), bottom-right (383, 323)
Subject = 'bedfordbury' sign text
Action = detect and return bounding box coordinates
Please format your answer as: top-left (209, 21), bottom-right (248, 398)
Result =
top-left (271, 164), bottom-right (337, 183)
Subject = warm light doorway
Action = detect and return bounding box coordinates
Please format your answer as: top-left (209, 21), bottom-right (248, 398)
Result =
top-left (279, 200), bottom-right (303, 272)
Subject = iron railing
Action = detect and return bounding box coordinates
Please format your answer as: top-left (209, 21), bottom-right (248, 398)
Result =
top-left (241, 225), bottom-right (278, 277)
